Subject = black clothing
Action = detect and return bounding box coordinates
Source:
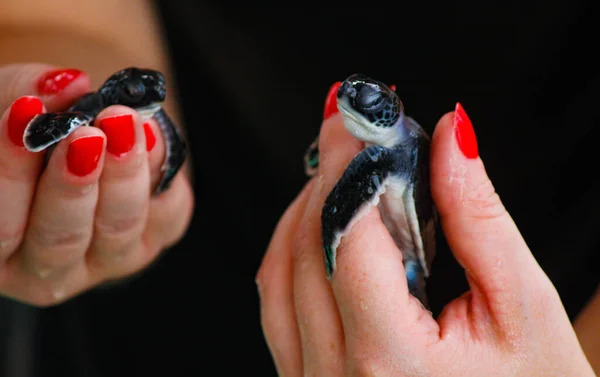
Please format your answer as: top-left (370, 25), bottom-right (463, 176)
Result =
top-left (1, 2), bottom-right (598, 376)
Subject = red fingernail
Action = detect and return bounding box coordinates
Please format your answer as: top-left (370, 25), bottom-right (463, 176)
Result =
top-left (37, 68), bottom-right (83, 95)
top-left (453, 102), bottom-right (479, 159)
top-left (323, 81), bottom-right (342, 120)
top-left (97, 114), bottom-right (135, 157)
top-left (67, 136), bottom-right (104, 176)
top-left (390, 84), bottom-right (396, 91)
top-left (143, 122), bottom-right (156, 151)
top-left (7, 96), bottom-right (44, 147)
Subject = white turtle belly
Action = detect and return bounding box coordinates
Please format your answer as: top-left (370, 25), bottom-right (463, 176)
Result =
top-left (378, 175), bottom-right (429, 276)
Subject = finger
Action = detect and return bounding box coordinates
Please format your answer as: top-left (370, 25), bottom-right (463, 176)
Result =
top-left (142, 119), bottom-right (166, 190)
top-left (430, 103), bottom-right (549, 325)
top-left (317, 108), bottom-right (436, 362)
top-left (292, 84), bottom-right (348, 376)
top-left (14, 127), bottom-right (106, 279)
top-left (0, 65), bottom-right (90, 261)
top-left (88, 106), bottom-right (150, 278)
top-left (0, 64), bottom-right (90, 113)
top-left (256, 180), bottom-right (314, 377)
top-left (143, 172), bottom-right (194, 261)
top-left (0, 97), bottom-right (45, 260)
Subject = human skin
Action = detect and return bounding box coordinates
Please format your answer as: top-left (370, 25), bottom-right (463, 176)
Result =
top-left (0, 0), bottom-right (193, 306)
top-left (257, 88), bottom-right (598, 376)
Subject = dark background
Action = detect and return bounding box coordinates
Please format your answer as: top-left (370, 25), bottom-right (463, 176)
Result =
top-left (1, 2), bottom-right (599, 376)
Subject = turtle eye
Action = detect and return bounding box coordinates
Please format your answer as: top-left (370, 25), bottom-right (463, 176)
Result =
top-left (120, 79), bottom-right (146, 102)
top-left (355, 85), bottom-right (386, 113)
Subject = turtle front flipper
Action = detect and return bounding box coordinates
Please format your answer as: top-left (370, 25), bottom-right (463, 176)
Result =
top-left (321, 144), bottom-right (433, 307)
top-left (23, 112), bottom-right (92, 152)
top-left (303, 136), bottom-right (320, 177)
top-left (151, 109), bottom-right (187, 195)
top-left (321, 144), bottom-right (407, 277)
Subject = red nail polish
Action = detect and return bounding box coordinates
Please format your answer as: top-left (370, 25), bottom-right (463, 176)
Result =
top-left (143, 122), bottom-right (156, 151)
top-left (67, 136), bottom-right (104, 176)
top-left (97, 114), bottom-right (135, 156)
top-left (7, 96), bottom-right (44, 147)
top-left (37, 69), bottom-right (83, 95)
top-left (390, 84), bottom-right (396, 91)
top-left (453, 102), bottom-right (479, 159)
top-left (323, 81), bottom-right (342, 120)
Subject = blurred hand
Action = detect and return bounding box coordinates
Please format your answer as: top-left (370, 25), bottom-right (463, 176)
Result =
top-left (257, 93), bottom-right (595, 376)
top-left (0, 63), bottom-right (193, 306)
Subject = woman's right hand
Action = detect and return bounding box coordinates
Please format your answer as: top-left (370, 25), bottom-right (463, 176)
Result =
top-left (0, 63), bottom-right (194, 307)
top-left (257, 88), bottom-right (596, 376)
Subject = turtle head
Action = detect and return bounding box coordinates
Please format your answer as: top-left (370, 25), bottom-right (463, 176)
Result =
top-left (99, 67), bottom-right (166, 120)
top-left (336, 74), bottom-right (405, 146)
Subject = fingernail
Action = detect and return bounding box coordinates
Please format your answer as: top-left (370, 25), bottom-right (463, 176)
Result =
top-left (323, 81), bottom-right (342, 120)
top-left (143, 122), bottom-right (156, 151)
top-left (97, 114), bottom-right (135, 157)
top-left (37, 68), bottom-right (83, 95)
top-left (8, 96), bottom-right (44, 147)
top-left (67, 136), bottom-right (104, 176)
top-left (453, 102), bottom-right (479, 159)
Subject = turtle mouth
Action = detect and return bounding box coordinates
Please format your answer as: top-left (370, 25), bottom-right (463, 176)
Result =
top-left (337, 101), bottom-right (378, 139)
top-left (337, 97), bottom-right (406, 148)
top-left (338, 99), bottom-right (369, 126)
top-left (136, 102), bottom-right (162, 121)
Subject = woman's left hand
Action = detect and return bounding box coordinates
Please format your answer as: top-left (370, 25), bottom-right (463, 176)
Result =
top-left (0, 64), bottom-right (194, 306)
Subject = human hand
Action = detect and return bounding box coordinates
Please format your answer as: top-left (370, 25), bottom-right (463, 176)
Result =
top-left (0, 63), bottom-right (193, 306)
top-left (257, 91), bottom-right (595, 376)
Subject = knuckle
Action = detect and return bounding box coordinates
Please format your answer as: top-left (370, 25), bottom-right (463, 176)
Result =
top-left (95, 214), bottom-right (145, 242)
top-left (29, 223), bottom-right (88, 253)
top-left (464, 178), bottom-right (508, 221)
top-left (28, 248), bottom-right (81, 273)
top-left (255, 261), bottom-right (270, 291)
top-left (0, 225), bottom-right (24, 257)
top-left (54, 181), bottom-right (98, 200)
top-left (256, 256), bottom-right (277, 301)
top-left (291, 217), bottom-right (315, 263)
top-left (256, 251), bottom-right (288, 311)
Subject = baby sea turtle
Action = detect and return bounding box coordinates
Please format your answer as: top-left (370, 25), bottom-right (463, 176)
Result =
top-left (23, 67), bottom-right (186, 195)
top-left (304, 74), bottom-right (437, 306)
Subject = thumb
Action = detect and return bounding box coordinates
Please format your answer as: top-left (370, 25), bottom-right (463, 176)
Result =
top-left (430, 103), bottom-right (549, 310)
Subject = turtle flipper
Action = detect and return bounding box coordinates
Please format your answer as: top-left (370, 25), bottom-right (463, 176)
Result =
top-left (303, 136), bottom-right (320, 177)
top-left (23, 112), bottom-right (92, 152)
top-left (321, 144), bottom-right (433, 306)
top-left (152, 109), bottom-right (187, 195)
top-left (321, 145), bottom-right (406, 277)
top-left (405, 259), bottom-right (429, 308)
